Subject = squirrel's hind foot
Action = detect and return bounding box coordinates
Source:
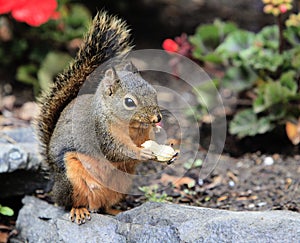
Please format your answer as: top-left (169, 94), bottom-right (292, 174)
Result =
top-left (70, 207), bottom-right (91, 225)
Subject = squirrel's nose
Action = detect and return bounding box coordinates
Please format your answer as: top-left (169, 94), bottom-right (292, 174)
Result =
top-left (151, 113), bottom-right (162, 123)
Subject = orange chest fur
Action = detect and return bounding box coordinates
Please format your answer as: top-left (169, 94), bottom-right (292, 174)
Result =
top-left (65, 152), bottom-right (137, 210)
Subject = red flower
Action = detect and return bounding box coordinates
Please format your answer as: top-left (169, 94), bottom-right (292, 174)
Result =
top-left (0, 0), bottom-right (58, 27)
top-left (162, 39), bottom-right (179, 53)
top-left (0, 0), bottom-right (26, 14)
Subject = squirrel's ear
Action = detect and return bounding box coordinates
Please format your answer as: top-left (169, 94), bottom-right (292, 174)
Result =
top-left (124, 61), bottom-right (138, 73)
top-left (103, 67), bottom-right (120, 96)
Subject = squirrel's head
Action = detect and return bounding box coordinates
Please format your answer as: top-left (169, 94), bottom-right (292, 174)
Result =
top-left (96, 62), bottom-right (161, 128)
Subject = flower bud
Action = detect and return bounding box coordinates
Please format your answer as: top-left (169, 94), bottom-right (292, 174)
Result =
top-left (279, 4), bottom-right (288, 13)
top-left (162, 39), bottom-right (179, 53)
top-left (272, 8), bottom-right (280, 16)
top-left (263, 4), bottom-right (273, 14)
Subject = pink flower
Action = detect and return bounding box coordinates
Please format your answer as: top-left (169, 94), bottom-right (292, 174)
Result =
top-left (279, 4), bottom-right (288, 14)
top-left (0, 0), bottom-right (58, 26)
top-left (162, 39), bottom-right (179, 53)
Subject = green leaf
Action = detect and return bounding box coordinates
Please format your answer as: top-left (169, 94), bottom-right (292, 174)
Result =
top-left (193, 80), bottom-right (220, 110)
top-left (194, 158), bottom-right (203, 167)
top-left (184, 158), bottom-right (203, 170)
top-left (16, 64), bottom-right (38, 85)
top-left (235, 25), bottom-right (295, 74)
top-left (184, 160), bottom-right (193, 170)
top-left (279, 71), bottom-right (297, 94)
top-left (222, 66), bottom-right (258, 92)
top-left (31, 3), bottom-right (91, 43)
top-left (253, 88), bottom-right (266, 113)
top-left (265, 82), bottom-right (287, 107)
top-left (251, 50), bottom-right (283, 72)
top-left (190, 19), bottom-right (237, 61)
top-left (0, 205), bottom-right (14, 216)
top-left (229, 109), bottom-right (274, 138)
top-left (66, 4), bottom-right (91, 27)
top-left (205, 196), bottom-right (211, 202)
top-left (255, 25), bottom-right (279, 50)
top-left (37, 51), bottom-right (72, 92)
top-left (268, 108), bottom-right (286, 121)
top-left (201, 53), bottom-right (223, 64)
top-left (284, 26), bottom-right (300, 46)
top-left (138, 186), bottom-right (171, 202)
top-left (238, 46), bottom-right (284, 73)
top-left (16, 64), bottom-right (42, 96)
top-left (187, 180), bottom-right (196, 188)
top-left (254, 72), bottom-right (297, 113)
top-left (289, 46), bottom-right (300, 69)
top-left (216, 30), bottom-right (255, 60)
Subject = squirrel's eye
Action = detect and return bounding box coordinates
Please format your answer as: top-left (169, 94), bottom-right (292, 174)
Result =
top-left (124, 97), bottom-right (137, 109)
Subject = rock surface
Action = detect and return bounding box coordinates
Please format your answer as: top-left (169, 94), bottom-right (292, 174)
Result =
top-left (0, 127), bottom-right (40, 173)
top-left (15, 196), bottom-right (300, 243)
top-left (0, 127), bottom-right (51, 198)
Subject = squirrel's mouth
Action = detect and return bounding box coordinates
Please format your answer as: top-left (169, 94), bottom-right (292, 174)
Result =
top-left (130, 118), bottom-right (162, 129)
top-left (130, 112), bottom-right (162, 129)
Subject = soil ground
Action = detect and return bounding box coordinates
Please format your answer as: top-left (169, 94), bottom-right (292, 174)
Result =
top-left (122, 151), bottom-right (300, 213)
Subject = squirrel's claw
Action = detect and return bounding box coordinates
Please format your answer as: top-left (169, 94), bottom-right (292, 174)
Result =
top-left (70, 207), bottom-right (91, 225)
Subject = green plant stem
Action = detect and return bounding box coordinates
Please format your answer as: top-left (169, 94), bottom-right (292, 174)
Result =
top-left (277, 14), bottom-right (284, 54)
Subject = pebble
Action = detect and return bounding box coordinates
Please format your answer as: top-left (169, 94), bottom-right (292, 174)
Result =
top-left (263, 156), bottom-right (274, 166)
top-left (272, 153), bottom-right (280, 160)
top-left (248, 203), bottom-right (255, 209)
top-left (198, 178), bottom-right (204, 186)
top-left (228, 180), bottom-right (235, 187)
top-left (257, 202), bottom-right (267, 207)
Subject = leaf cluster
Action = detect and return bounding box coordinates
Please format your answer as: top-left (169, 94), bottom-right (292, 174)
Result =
top-left (190, 18), bottom-right (300, 138)
top-left (139, 185), bottom-right (172, 203)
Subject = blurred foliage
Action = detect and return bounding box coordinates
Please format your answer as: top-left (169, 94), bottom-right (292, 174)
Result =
top-left (0, 204), bottom-right (14, 216)
top-left (183, 158), bottom-right (203, 170)
top-left (189, 9), bottom-right (300, 139)
top-left (0, 1), bottom-right (91, 96)
top-left (139, 185), bottom-right (172, 203)
top-left (189, 19), bottom-right (238, 63)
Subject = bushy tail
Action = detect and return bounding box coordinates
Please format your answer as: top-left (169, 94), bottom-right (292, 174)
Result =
top-left (36, 11), bottom-right (132, 160)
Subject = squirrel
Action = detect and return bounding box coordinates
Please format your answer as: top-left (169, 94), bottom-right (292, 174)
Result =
top-left (35, 11), bottom-right (162, 224)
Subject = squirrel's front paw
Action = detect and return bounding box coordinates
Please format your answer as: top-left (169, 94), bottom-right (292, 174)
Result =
top-left (70, 207), bottom-right (91, 225)
top-left (139, 147), bottom-right (155, 161)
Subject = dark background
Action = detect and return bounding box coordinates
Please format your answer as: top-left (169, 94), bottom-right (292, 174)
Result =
top-left (78, 0), bottom-right (276, 49)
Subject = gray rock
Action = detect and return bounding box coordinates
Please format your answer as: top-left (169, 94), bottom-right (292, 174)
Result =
top-left (0, 145), bottom-right (28, 173)
top-left (16, 196), bottom-right (126, 243)
top-left (0, 127), bottom-right (41, 173)
top-left (116, 203), bottom-right (300, 242)
top-left (0, 127), bottom-right (51, 198)
top-left (15, 196), bottom-right (300, 243)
